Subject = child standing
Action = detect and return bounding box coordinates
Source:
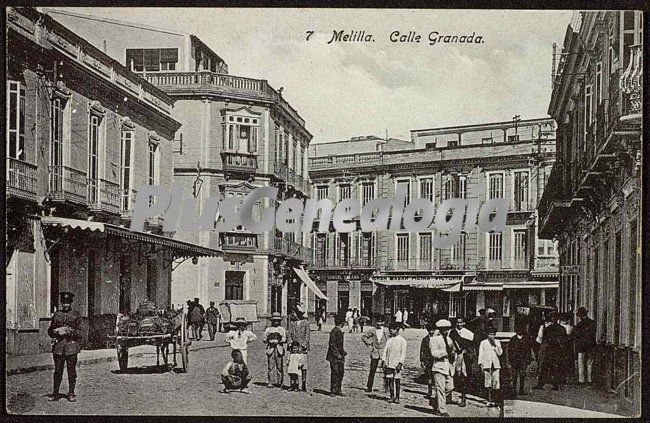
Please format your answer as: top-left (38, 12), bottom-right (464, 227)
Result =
top-left (478, 327), bottom-right (503, 407)
top-left (287, 341), bottom-right (306, 391)
top-left (221, 349), bottom-right (252, 393)
top-left (224, 317), bottom-right (257, 364)
top-left (382, 322), bottom-right (407, 404)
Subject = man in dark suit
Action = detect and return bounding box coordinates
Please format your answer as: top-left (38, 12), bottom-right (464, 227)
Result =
top-left (326, 316), bottom-right (347, 396)
top-left (48, 292), bottom-right (86, 402)
top-left (508, 324), bottom-right (535, 397)
top-left (362, 319), bottom-right (390, 392)
top-left (574, 307), bottom-right (596, 384)
top-left (419, 323), bottom-right (437, 399)
top-left (533, 311), bottom-right (566, 390)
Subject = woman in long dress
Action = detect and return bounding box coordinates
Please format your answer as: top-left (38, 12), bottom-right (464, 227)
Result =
top-left (345, 308), bottom-right (354, 333)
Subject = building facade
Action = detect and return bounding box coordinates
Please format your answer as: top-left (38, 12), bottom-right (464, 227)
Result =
top-left (6, 7), bottom-right (220, 355)
top-left (46, 9), bottom-right (316, 326)
top-left (308, 119), bottom-right (559, 328)
top-left (538, 11), bottom-right (642, 412)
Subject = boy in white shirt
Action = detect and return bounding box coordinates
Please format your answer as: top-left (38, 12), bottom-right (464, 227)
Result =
top-left (478, 327), bottom-right (503, 407)
top-left (224, 317), bottom-right (257, 364)
top-left (381, 322), bottom-right (407, 404)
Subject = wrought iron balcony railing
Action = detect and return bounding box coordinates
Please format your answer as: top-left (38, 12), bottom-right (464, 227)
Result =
top-left (383, 258), bottom-right (437, 271)
top-left (271, 236), bottom-right (313, 265)
top-left (47, 165), bottom-right (87, 205)
top-left (311, 256), bottom-right (378, 269)
top-left (88, 179), bottom-right (121, 214)
top-left (6, 157), bottom-right (38, 202)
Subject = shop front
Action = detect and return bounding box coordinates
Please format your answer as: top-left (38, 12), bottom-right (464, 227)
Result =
top-left (40, 217), bottom-right (222, 350)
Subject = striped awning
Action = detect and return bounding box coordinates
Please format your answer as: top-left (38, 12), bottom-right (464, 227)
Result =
top-left (40, 216), bottom-right (222, 258)
top-left (504, 281), bottom-right (559, 289)
top-left (294, 267), bottom-right (328, 300)
top-left (372, 276), bottom-right (462, 292)
top-left (462, 283), bottom-right (503, 291)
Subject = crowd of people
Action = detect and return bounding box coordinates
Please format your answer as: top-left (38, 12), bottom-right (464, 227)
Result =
top-left (44, 289), bottom-right (598, 414)
top-left (189, 299), bottom-right (597, 415)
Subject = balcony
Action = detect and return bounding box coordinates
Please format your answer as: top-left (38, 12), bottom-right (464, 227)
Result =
top-left (120, 188), bottom-right (138, 219)
top-left (312, 256), bottom-right (378, 270)
top-left (220, 232), bottom-right (258, 252)
top-left (476, 258), bottom-right (503, 271)
top-left (309, 151), bottom-right (383, 169)
top-left (271, 236), bottom-right (313, 265)
top-left (6, 157), bottom-right (38, 202)
top-left (439, 257), bottom-right (468, 271)
top-left (537, 165), bottom-right (571, 239)
top-left (47, 166), bottom-right (87, 205)
top-left (384, 258), bottom-right (437, 272)
top-left (620, 44), bottom-right (642, 118)
top-left (273, 160), bottom-right (309, 194)
top-left (221, 151), bottom-right (258, 175)
top-left (143, 71), bottom-right (305, 128)
top-left (89, 179), bottom-right (121, 214)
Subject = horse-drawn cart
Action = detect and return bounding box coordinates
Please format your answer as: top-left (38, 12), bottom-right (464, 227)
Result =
top-left (108, 309), bottom-right (191, 372)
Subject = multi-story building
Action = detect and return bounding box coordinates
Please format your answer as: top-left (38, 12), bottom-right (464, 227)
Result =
top-left (46, 9), bottom-right (316, 325)
top-left (538, 11), bottom-right (642, 412)
top-left (6, 7), bottom-right (221, 355)
top-left (308, 119), bottom-right (559, 328)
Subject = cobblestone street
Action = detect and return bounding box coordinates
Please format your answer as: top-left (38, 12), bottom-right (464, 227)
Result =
top-left (7, 327), bottom-right (502, 417)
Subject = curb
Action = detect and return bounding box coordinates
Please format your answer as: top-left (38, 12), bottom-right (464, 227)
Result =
top-left (7, 353), bottom-right (145, 376)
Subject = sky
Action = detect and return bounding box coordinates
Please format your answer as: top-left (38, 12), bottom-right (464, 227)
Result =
top-left (50, 8), bottom-right (574, 143)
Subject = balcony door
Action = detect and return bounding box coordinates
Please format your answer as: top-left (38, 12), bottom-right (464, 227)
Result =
top-left (49, 97), bottom-right (65, 192)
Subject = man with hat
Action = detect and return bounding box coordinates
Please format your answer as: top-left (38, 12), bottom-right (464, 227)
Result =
top-left (326, 315), bottom-right (347, 396)
top-left (288, 304), bottom-right (310, 391)
top-left (533, 311), bottom-right (565, 391)
top-left (362, 318), bottom-right (390, 392)
top-left (205, 301), bottom-right (221, 341)
top-left (47, 292), bottom-right (86, 402)
top-left (419, 322), bottom-right (437, 399)
top-left (224, 317), bottom-right (257, 364)
top-left (478, 326), bottom-right (503, 407)
top-left (429, 319), bottom-right (455, 416)
top-left (449, 317), bottom-right (475, 407)
top-left (574, 307), bottom-right (596, 385)
top-left (262, 312), bottom-right (286, 388)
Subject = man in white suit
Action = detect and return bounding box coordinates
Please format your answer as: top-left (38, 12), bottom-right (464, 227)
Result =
top-left (362, 319), bottom-right (390, 392)
top-left (429, 319), bottom-right (455, 417)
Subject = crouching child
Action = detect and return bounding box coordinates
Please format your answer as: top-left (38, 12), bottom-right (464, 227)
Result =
top-left (221, 349), bottom-right (252, 394)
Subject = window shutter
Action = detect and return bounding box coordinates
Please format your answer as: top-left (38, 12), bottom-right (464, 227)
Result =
top-left (143, 49), bottom-right (160, 71)
top-left (126, 49), bottom-right (143, 70)
top-left (160, 48), bottom-right (179, 63)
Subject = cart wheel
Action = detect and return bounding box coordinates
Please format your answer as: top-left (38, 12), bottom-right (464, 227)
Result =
top-left (117, 346), bottom-right (129, 371)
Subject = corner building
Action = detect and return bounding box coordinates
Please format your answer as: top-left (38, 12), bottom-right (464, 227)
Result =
top-left (47, 9), bottom-right (315, 326)
top-left (308, 119), bottom-right (559, 329)
top-left (537, 11), bottom-right (642, 412)
top-left (6, 8), bottom-right (220, 355)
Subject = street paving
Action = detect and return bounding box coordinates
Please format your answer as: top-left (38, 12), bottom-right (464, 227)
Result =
top-left (6, 327), bottom-right (500, 417)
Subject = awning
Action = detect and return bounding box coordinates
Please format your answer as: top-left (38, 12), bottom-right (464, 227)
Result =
top-left (371, 276), bottom-right (462, 292)
top-left (40, 216), bottom-right (222, 258)
top-left (462, 283), bottom-right (503, 291)
top-left (504, 281), bottom-right (559, 289)
top-left (294, 267), bottom-right (328, 300)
